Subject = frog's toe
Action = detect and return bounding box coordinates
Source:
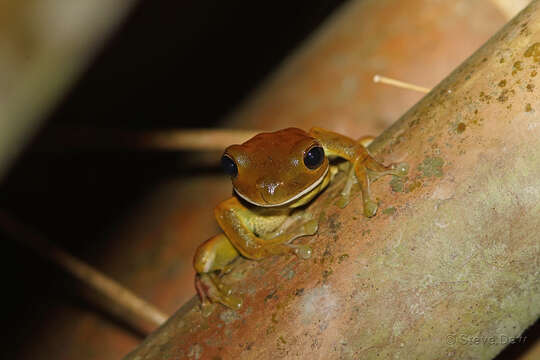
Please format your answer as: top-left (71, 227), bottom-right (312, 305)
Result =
top-left (290, 244), bottom-right (313, 259)
top-left (200, 300), bottom-right (217, 317)
top-left (303, 219), bottom-right (319, 235)
top-left (392, 162), bottom-right (409, 176)
top-left (335, 194), bottom-right (352, 209)
top-left (297, 245), bottom-right (313, 259)
top-left (198, 273), bottom-right (243, 311)
top-left (216, 282), bottom-right (233, 296)
top-left (221, 294), bottom-right (243, 309)
top-left (363, 199), bottom-right (378, 217)
top-left (208, 289), bottom-right (242, 310)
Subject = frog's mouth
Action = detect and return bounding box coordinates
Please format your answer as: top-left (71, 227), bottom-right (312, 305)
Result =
top-left (234, 166), bottom-right (329, 207)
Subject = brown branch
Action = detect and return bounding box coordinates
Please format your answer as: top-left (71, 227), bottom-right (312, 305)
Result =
top-left (125, 1), bottom-right (540, 358)
top-left (489, 0), bottom-right (531, 19)
top-left (38, 127), bottom-right (262, 152)
top-left (0, 210), bottom-right (168, 334)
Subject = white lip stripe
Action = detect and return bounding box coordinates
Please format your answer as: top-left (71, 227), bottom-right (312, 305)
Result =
top-left (233, 165), bottom-right (329, 207)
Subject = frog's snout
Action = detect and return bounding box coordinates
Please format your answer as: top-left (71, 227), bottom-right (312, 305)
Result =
top-left (257, 178), bottom-right (284, 203)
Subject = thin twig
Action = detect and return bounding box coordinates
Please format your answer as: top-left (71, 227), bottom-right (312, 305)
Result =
top-left (137, 129), bottom-right (261, 150)
top-left (40, 127), bottom-right (262, 151)
top-left (373, 74), bottom-right (431, 94)
top-left (489, 0), bottom-right (530, 20)
top-left (0, 210), bottom-right (168, 333)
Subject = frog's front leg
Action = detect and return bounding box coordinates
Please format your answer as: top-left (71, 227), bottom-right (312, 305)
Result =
top-left (215, 198), bottom-right (317, 259)
top-left (194, 197), bottom-right (317, 313)
top-left (309, 127), bottom-right (408, 217)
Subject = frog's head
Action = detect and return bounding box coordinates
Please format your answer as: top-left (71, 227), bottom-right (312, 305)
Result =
top-left (221, 128), bottom-right (329, 207)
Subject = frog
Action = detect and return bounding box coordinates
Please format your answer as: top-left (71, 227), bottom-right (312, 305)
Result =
top-left (193, 127), bottom-right (408, 315)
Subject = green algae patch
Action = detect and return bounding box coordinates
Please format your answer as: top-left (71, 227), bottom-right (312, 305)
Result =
top-left (391, 174), bottom-right (423, 193)
top-left (406, 180), bottom-right (422, 193)
top-left (479, 91), bottom-right (492, 103)
top-left (524, 42), bottom-right (540, 63)
top-left (322, 269), bottom-right (333, 282)
top-left (219, 309), bottom-right (241, 324)
top-left (338, 254), bottom-right (350, 263)
top-left (390, 176), bottom-right (406, 192)
top-left (418, 156), bottom-right (444, 178)
top-left (497, 88), bottom-right (514, 103)
top-left (382, 207), bottom-right (396, 215)
top-left (512, 61), bottom-right (523, 76)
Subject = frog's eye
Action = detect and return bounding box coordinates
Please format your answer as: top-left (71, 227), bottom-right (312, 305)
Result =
top-left (221, 154), bottom-right (238, 178)
top-left (303, 145), bottom-right (325, 170)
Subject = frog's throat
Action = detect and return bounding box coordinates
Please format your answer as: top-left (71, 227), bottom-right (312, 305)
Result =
top-left (234, 166), bottom-right (329, 208)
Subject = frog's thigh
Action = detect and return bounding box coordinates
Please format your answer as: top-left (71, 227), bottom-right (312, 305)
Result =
top-left (194, 233), bottom-right (239, 273)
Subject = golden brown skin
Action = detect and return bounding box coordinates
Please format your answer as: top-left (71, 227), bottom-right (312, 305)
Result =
top-left (226, 128), bottom-right (330, 207)
top-left (194, 127), bottom-right (408, 314)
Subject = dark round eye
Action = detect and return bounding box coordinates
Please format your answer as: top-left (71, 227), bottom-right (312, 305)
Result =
top-left (303, 146), bottom-right (324, 170)
top-left (221, 154), bottom-right (238, 178)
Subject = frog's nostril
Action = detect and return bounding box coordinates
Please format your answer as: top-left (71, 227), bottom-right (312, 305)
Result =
top-left (266, 182), bottom-right (280, 195)
top-left (257, 178), bottom-right (283, 202)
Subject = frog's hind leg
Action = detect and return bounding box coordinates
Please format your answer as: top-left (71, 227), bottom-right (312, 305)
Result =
top-left (196, 273), bottom-right (242, 316)
top-left (194, 233), bottom-right (242, 315)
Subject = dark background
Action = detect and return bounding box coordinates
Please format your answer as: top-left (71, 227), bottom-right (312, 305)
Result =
top-left (0, 0), bottom-right (348, 355)
top-left (2, 1), bottom-right (537, 358)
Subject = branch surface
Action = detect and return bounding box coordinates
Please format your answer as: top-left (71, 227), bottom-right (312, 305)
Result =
top-left (127, 2), bottom-right (540, 359)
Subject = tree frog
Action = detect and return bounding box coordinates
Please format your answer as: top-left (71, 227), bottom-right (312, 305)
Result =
top-left (194, 127), bottom-right (407, 314)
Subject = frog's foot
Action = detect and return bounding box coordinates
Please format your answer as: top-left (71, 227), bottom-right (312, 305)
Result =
top-left (283, 219), bottom-right (317, 259)
top-left (366, 160), bottom-right (409, 183)
top-left (338, 157), bottom-right (408, 217)
top-left (195, 274), bottom-right (216, 317)
top-left (300, 218), bottom-right (319, 235)
top-left (335, 162), bottom-right (377, 216)
top-left (288, 243), bottom-right (313, 259)
top-left (361, 160), bottom-right (408, 217)
top-left (196, 273), bottom-right (242, 316)
top-left (199, 298), bottom-right (217, 318)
